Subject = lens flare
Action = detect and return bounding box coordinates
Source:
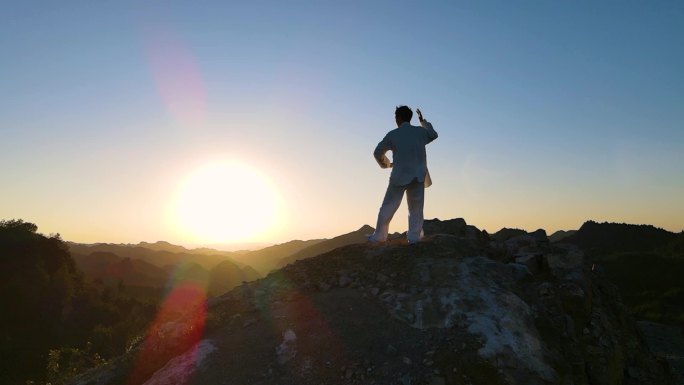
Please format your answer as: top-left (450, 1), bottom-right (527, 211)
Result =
top-left (143, 24), bottom-right (206, 127)
top-left (127, 264), bottom-right (209, 385)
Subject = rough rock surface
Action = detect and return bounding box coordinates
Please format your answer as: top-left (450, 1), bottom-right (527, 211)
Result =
top-left (70, 219), bottom-right (673, 385)
top-left (637, 321), bottom-right (684, 384)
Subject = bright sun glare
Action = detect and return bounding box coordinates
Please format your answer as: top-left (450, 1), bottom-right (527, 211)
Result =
top-left (173, 161), bottom-right (281, 244)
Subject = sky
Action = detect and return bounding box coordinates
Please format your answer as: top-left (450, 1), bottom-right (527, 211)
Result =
top-left (1, 1), bottom-right (683, 248)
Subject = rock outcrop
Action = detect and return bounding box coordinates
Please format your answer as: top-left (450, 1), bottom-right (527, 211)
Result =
top-left (70, 219), bottom-right (673, 385)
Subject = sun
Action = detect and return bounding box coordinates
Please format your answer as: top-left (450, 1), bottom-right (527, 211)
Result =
top-left (172, 161), bottom-right (281, 244)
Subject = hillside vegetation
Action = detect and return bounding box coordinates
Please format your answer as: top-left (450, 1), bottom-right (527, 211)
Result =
top-left (0, 220), bottom-right (158, 384)
top-left (558, 221), bottom-right (684, 326)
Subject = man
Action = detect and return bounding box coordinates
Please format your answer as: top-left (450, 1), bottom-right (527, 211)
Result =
top-left (368, 106), bottom-right (438, 244)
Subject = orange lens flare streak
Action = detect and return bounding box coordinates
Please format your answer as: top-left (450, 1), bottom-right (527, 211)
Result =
top-left (127, 282), bottom-right (207, 385)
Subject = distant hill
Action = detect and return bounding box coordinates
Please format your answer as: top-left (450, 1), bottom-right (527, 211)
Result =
top-left (67, 242), bottom-right (239, 270)
top-left (208, 261), bottom-right (261, 296)
top-left (73, 252), bottom-right (169, 287)
top-left (137, 240), bottom-right (191, 254)
top-left (137, 241), bottom-right (257, 257)
top-left (71, 242), bottom-right (262, 293)
top-left (169, 262), bottom-right (209, 286)
top-left (490, 228), bottom-right (527, 242)
top-left (71, 251), bottom-right (120, 275)
top-left (548, 230), bottom-right (577, 243)
top-left (230, 239), bottom-right (324, 274)
top-left (277, 225), bottom-right (374, 268)
top-left (561, 221), bottom-right (676, 256)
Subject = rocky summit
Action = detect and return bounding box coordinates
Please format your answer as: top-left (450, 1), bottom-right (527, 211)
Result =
top-left (71, 219), bottom-right (672, 385)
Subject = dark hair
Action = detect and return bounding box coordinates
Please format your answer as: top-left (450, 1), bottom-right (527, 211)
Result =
top-left (395, 105), bottom-right (413, 123)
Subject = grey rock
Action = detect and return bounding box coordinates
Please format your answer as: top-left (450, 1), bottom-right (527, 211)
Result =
top-left (317, 282), bottom-right (331, 292)
top-left (338, 275), bottom-right (352, 287)
top-left (514, 252), bottom-right (543, 275)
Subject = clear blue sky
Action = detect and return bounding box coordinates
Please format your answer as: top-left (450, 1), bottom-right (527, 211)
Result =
top-left (1, 1), bottom-right (682, 247)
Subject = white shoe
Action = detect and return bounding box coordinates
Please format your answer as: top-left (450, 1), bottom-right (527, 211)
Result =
top-left (366, 234), bottom-right (384, 244)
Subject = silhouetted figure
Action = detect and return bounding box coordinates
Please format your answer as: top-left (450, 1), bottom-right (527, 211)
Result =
top-left (368, 106), bottom-right (438, 244)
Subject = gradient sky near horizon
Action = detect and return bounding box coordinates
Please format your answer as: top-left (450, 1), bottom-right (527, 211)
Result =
top-left (1, 1), bottom-right (683, 248)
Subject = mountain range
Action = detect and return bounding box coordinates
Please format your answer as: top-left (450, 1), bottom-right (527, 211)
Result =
top-left (4, 217), bottom-right (683, 384)
top-left (68, 220), bottom-right (684, 298)
top-left (67, 225), bottom-right (383, 296)
top-left (69, 218), bottom-right (681, 385)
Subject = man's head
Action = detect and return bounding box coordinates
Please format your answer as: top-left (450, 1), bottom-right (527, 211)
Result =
top-left (395, 105), bottom-right (413, 126)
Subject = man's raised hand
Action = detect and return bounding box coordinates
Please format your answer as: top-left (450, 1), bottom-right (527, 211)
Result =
top-left (416, 108), bottom-right (425, 122)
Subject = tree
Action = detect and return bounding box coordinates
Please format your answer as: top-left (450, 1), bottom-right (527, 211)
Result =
top-left (0, 219), bottom-right (80, 383)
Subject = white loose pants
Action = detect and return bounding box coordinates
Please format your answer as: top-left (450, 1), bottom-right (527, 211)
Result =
top-left (370, 179), bottom-right (425, 243)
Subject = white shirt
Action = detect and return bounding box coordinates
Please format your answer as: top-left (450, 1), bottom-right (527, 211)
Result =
top-left (374, 119), bottom-right (438, 187)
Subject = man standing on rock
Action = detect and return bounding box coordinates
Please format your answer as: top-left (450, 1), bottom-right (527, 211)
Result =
top-left (368, 106), bottom-right (438, 244)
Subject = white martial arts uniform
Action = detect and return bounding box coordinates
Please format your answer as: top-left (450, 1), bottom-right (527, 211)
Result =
top-left (369, 119), bottom-right (438, 243)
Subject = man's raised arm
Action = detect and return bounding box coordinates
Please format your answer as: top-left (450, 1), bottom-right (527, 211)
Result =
top-left (417, 108), bottom-right (438, 143)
